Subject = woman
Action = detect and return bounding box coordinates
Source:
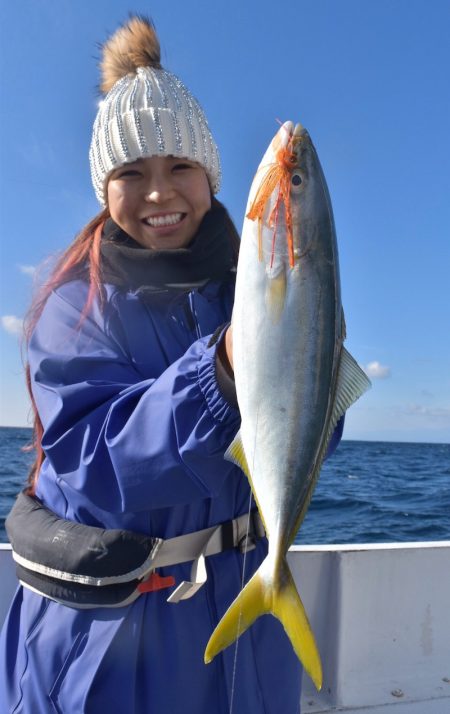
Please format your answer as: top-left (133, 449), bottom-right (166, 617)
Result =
top-left (0, 16), bottom-right (307, 714)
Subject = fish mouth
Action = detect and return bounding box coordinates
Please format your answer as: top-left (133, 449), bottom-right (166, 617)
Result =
top-left (292, 122), bottom-right (308, 146)
top-left (287, 123), bottom-right (309, 163)
top-left (275, 122), bottom-right (308, 155)
top-left (293, 123), bottom-right (305, 138)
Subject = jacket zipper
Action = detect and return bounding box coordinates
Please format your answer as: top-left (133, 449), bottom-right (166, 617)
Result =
top-left (187, 293), bottom-right (202, 340)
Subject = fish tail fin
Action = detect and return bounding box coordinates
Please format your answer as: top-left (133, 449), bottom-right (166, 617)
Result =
top-left (204, 556), bottom-right (323, 691)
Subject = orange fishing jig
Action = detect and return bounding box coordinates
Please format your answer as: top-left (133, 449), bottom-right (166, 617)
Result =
top-left (246, 134), bottom-right (300, 268)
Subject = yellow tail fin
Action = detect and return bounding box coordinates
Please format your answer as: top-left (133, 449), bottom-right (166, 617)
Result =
top-left (204, 556), bottom-right (323, 690)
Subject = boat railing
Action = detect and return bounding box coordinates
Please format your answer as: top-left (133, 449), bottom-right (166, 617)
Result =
top-left (1, 541), bottom-right (449, 713)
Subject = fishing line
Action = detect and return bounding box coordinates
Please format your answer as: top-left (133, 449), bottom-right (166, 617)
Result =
top-left (228, 489), bottom-right (253, 714)
top-left (229, 412), bottom-right (260, 714)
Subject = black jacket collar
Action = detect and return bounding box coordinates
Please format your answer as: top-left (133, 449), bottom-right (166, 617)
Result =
top-left (100, 205), bottom-right (236, 294)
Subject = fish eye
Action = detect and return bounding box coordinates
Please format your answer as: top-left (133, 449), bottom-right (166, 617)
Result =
top-left (291, 172), bottom-right (303, 189)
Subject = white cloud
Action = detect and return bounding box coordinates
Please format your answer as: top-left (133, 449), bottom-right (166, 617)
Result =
top-left (18, 264), bottom-right (37, 277)
top-left (1, 315), bottom-right (24, 337)
top-left (364, 361), bottom-right (391, 379)
top-left (405, 404), bottom-right (450, 419)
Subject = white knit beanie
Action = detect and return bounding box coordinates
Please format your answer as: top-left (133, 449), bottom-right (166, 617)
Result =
top-left (89, 17), bottom-right (221, 206)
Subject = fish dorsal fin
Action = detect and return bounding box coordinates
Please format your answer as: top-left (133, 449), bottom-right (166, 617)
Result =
top-left (332, 346), bottom-right (371, 425)
top-left (319, 347), bottom-right (371, 492)
top-left (225, 430), bottom-right (251, 480)
top-left (291, 347), bottom-right (371, 541)
top-left (320, 345), bottom-right (371, 475)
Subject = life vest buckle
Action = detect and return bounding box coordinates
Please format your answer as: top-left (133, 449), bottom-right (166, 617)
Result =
top-left (167, 552), bottom-right (207, 603)
top-left (138, 572), bottom-right (176, 593)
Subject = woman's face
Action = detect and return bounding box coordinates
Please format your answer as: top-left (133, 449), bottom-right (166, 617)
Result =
top-left (107, 155), bottom-right (212, 250)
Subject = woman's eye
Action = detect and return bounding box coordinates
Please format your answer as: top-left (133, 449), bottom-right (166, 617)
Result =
top-left (291, 172), bottom-right (303, 188)
top-left (173, 162), bottom-right (194, 171)
top-left (119, 169), bottom-right (141, 178)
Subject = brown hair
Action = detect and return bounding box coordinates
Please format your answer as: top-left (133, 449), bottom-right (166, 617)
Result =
top-left (24, 198), bottom-right (239, 492)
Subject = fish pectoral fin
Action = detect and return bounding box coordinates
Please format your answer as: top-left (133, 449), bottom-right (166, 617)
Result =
top-left (224, 431), bottom-right (251, 480)
top-left (265, 269), bottom-right (286, 323)
top-left (204, 556), bottom-right (323, 692)
top-left (332, 346), bottom-right (371, 424)
top-left (293, 347), bottom-right (372, 536)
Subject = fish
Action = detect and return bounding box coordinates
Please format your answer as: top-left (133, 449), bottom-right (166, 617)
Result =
top-left (204, 121), bottom-right (371, 689)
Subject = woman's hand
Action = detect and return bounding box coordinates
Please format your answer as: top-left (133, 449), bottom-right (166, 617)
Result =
top-left (224, 325), bottom-right (233, 372)
top-left (217, 325), bottom-right (233, 377)
top-left (215, 325), bottom-right (237, 407)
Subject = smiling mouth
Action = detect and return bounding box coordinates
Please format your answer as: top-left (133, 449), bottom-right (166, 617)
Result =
top-left (143, 213), bottom-right (185, 227)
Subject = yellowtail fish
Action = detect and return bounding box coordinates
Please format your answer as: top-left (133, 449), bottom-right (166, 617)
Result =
top-left (204, 121), bottom-right (371, 689)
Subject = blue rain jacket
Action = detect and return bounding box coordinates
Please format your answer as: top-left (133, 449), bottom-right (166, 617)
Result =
top-left (0, 277), bottom-right (304, 714)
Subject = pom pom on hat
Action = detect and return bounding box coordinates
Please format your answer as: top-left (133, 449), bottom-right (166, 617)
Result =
top-left (100, 16), bottom-right (162, 93)
top-left (89, 16), bottom-right (221, 205)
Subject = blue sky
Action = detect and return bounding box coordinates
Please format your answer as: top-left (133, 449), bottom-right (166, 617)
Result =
top-left (0, 0), bottom-right (449, 442)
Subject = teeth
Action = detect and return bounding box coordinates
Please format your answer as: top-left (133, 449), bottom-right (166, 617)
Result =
top-left (145, 213), bottom-right (183, 227)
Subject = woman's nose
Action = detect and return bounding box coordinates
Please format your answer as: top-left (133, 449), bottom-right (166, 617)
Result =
top-left (144, 176), bottom-right (176, 203)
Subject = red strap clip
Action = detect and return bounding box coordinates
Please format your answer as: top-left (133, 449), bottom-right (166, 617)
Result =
top-left (138, 572), bottom-right (176, 594)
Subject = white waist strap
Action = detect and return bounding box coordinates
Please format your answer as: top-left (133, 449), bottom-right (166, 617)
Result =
top-left (152, 510), bottom-right (265, 603)
top-left (152, 509), bottom-right (265, 568)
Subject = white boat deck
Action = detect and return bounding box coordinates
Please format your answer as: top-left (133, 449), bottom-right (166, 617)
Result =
top-left (1, 541), bottom-right (449, 713)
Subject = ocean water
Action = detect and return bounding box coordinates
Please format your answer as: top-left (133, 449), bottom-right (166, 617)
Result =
top-left (0, 426), bottom-right (449, 544)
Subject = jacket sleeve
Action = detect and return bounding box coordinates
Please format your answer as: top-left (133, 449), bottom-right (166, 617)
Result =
top-left (29, 284), bottom-right (240, 514)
